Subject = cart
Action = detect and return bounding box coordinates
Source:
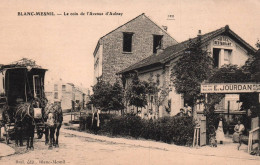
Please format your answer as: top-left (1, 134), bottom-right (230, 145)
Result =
top-left (0, 58), bottom-right (48, 143)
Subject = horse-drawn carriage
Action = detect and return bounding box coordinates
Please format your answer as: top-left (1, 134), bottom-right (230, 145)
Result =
top-left (0, 58), bottom-right (47, 145)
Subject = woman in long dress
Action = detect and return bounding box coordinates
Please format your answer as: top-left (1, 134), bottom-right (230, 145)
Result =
top-left (216, 118), bottom-right (225, 144)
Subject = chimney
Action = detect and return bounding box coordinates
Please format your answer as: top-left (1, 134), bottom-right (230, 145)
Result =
top-left (162, 25), bottom-right (168, 31)
top-left (198, 30), bottom-right (202, 37)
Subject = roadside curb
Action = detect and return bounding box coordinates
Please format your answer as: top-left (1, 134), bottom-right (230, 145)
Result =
top-left (0, 142), bottom-right (15, 158)
top-left (61, 127), bottom-right (260, 161)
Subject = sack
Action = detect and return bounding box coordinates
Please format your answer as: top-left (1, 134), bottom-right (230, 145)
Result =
top-left (34, 108), bottom-right (42, 118)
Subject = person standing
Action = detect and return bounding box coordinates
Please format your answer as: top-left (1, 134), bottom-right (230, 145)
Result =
top-left (216, 118), bottom-right (225, 144)
top-left (92, 110), bottom-right (100, 134)
top-left (184, 103), bottom-right (192, 116)
top-left (233, 120), bottom-right (245, 142)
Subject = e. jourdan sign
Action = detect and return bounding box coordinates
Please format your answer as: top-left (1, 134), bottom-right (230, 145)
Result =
top-left (201, 83), bottom-right (260, 93)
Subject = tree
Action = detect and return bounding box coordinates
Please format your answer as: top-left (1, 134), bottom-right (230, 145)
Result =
top-left (89, 78), bottom-right (125, 113)
top-left (89, 77), bottom-right (113, 112)
top-left (171, 36), bottom-right (213, 107)
top-left (126, 73), bottom-right (147, 114)
top-left (110, 80), bottom-right (125, 114)
top-left (146, 73), bottom-right (172, 118)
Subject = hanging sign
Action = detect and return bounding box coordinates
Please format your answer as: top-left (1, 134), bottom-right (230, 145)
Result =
top-left (201, 83), bottom-right (260, 93)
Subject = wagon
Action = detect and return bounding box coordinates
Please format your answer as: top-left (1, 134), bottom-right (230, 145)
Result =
top-left (0, 58), bottom-right (48, 143)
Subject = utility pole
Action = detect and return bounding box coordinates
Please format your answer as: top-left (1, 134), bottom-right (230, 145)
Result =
top-left (227, 101), bottom-right (230, 136)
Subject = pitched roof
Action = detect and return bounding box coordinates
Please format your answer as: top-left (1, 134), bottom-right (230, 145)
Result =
top-left (93, 13), bottom-right (177, 56)
top-left (118, 25), bottom-right (257, 74)
top-left (0, 58), bottom-right (46, 71)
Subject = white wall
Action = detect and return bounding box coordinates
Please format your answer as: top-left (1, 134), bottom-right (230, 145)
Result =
top-left (209, 35), bottom-right (249, 68)
top-left (93, 44), bottom-right (103, 84)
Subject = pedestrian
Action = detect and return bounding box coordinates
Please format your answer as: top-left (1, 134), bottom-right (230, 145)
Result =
top-left (233, 120), bottom-right (245, 150)
top-left (184, 103), bottom-right (192, 116)
top-left (91, 110), bottom-right (100, 135)
top-left (216, 118), bottom-right (225, 144)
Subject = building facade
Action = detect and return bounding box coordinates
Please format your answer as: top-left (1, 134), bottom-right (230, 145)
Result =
top-left (93, 13), bottom-right (177, 85)
top-left (45, 79), bottom-right (90, 111)
top-left (119, 25), bottom-right (257, 119)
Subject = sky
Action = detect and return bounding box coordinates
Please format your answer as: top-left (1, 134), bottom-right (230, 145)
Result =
top-left (0, 0), bottom-right (260, 90)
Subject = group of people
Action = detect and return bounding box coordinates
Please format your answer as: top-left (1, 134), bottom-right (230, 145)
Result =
top-left (179, 104), bottom-right (192, 116)
top-left (211, 118), bottom-right (245, 148)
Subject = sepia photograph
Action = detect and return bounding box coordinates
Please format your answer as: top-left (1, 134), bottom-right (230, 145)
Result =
top-left (0, 0), bottom-right (260, 164)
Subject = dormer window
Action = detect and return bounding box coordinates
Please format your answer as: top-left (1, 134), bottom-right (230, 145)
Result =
top-left (153, 35), bottom-right (163, 53)
top-left (213, 48), bottom-right (220, 68)
top-left (224, 49), bottom-right (232, 64)
top-left (123, 32), bottom-right (133, 52)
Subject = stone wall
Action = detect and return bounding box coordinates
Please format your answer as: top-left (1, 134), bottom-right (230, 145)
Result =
top-left (101, 14), bottom-right (177, 84)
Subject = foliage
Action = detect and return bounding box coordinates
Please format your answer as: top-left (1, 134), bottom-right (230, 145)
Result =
top-left (79, 113), bottom-right (116, 131)
top-left (204, 63), bottom-right (260, 142)
top-left (126, 73), bottom-right (148, 112)
top-left (243, 42), bottom-right (260, 82)
top-left (208, 64), bottom-right (251, 83)
top-left (89, 77), bottom-right (125, 112)
top-left (79, 114), bottom-right (195, 146)
top-left (146, 73), bottom-right (171, 116)
top-left (110, 80), bottom-right (125, 111)
top-left (171, 37), bottom-right (213, 106)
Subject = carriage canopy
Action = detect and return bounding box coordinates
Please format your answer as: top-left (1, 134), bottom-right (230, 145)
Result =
top-left (0, 58), bottom-right (47, 107)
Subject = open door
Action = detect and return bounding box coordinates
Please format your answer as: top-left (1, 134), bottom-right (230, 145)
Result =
top-left (33, 75), bottom-right (41, 98)
top-left (199, 113), bottom-right (207, 146)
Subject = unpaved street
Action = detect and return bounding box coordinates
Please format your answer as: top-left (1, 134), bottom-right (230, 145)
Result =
top-left (0, 128), bottom-right (260, 165)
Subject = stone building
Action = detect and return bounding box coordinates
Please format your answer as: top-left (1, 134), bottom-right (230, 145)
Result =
top-left (45, 79), bottom-right (90, 112)
top-left (119, 25), bottom-right (257, 119)
top-left (93, 13), bottom-right (177, 84)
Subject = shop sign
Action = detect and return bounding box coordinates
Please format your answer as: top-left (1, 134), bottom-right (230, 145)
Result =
top-left (201, 83), bottom-right (260, 93)
top-left (213, 36), bottom-right (232, 47)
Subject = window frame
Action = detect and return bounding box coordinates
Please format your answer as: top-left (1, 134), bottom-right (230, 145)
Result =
top-left (123, 32), bottom-right (134, 53)
top-left (153, 35), bottom-right (163, 53)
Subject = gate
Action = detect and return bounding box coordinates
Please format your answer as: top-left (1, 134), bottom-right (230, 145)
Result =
top-left (197, 112), bottom-right (206, 146)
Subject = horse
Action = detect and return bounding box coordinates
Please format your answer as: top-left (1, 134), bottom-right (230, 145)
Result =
top-left (14, 99), bottom-right (40, 149)
top-left (44, 102), bottom-right (63, 148)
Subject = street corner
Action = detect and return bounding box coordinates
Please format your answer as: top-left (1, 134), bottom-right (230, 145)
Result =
top-left (0, 142), bottom-right (15, 157)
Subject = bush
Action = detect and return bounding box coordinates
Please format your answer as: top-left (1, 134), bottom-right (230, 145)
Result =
top-left (79, 113), bottom-right (115, 131)
top-left (79, 113), bottom-right (195, 146)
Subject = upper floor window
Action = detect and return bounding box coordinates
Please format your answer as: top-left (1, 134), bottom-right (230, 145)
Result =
top-left (54, 92), bottom-right (58, 99)
top-left (94, 57), bottom-right (99, 69)
top-left (153, 35), bottom-right (163, 53)
top-left (224, 49), bottom-right (232, 64)
top-left (54, 84), bottom-right (58, 91)
top-left (62, 85), bottom-right (66, 91)
top-left (123, 32), bottom-right (133, 52)
top-left (213, 48), bottom-right (220, 68)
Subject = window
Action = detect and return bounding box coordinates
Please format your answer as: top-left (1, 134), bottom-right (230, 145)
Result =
top-left (62, 85), bottom-right (66, 91)
top-left (213, 48), bottom-right (220, 68)
top-left (123, 32), bottom-right (133, 52)
top-left (153, 35), bottom-right (163, 53)
top-left (33, 75), bottom-right (41, 98)
top-left (224, 49), bottom-right (232, 64)
top-left (54, 92), bottom-right (58, 99)
top-left (54, 84), bottom-right (58, 91)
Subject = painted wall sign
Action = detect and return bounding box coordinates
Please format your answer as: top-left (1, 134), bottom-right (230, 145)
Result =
top-left (201, 83), bottom-right (260, 93)
top-left (213, 36), bottom-right (232, 47)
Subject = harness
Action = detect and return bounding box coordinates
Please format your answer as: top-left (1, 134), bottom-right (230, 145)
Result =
top-left (15, 103), bottom-right (36, 125)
